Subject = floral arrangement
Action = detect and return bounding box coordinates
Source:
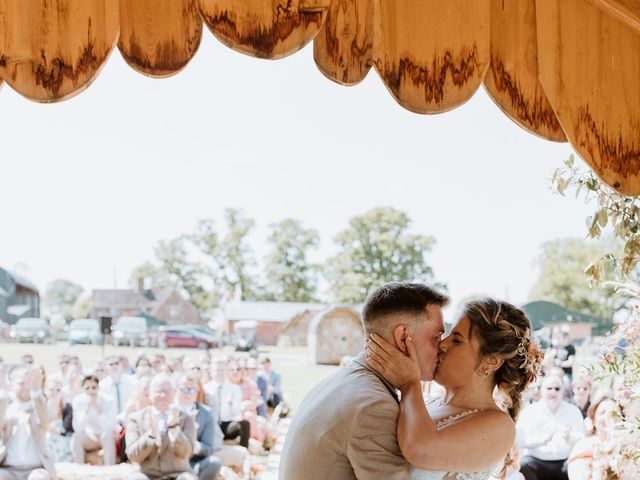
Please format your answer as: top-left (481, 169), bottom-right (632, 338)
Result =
top-left (587, 282), bottom-right (640, 479)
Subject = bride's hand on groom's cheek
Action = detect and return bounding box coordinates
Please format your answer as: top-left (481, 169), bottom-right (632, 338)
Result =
top-left (365, 334), bottom-right (421, 389)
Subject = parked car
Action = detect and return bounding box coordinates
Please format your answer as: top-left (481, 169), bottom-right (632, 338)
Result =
top-left (158, 325), bottom-right (216, 349)
top-left (112, 316), bottom-right (155, 347)
top-left (68, 318), bottom-right (102, 345)
top-left (233, 320), bottom-right (257, 351)
top-left (182, 324), bottom-right (221, 347)
top-left (12, 317), bottom-right (52, 343)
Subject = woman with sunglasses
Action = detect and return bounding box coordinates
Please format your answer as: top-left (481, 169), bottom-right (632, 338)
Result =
top-left (70, 375), bottom-right (118, 465)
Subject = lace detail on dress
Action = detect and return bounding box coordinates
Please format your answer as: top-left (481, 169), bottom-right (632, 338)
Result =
top-left (435, 409), bottom-right (479, 429)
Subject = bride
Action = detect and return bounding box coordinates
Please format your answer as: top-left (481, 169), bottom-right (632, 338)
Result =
top-left (366, 298), bottom-right (542, 480)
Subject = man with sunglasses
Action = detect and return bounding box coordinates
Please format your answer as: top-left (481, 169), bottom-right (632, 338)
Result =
top-left (100, 356), bottom-right (137, 416)
top-left (177, 375), bottom-right (222, 480)
top-left (516, 375), bottom-right (585, 480)
top-left (70, 375), bottom-right (117, 466)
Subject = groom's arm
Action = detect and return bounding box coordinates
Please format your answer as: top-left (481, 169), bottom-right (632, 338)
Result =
top-left (347, 399), bottom-right (410, 480)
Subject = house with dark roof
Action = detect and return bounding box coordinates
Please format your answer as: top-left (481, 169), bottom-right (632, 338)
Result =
top-left (0, 267), bottom-right (40, 324)
top-left (91, 281), bottom-right (202, 326)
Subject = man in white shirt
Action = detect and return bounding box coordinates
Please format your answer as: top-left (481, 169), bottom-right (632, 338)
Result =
top-left (100, 356), bottom-right (136, 416)
top-left (71, 375), bottom-right (118, 465)
top-left (0, 367), bottom-right (55, 480)
top-left (203, 361), bottom-right (250, 448)
top-left (517, 375), bottom-right (585, 480)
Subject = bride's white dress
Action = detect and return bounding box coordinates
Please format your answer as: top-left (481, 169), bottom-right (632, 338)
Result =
top-left (409, 408), bottom-right (497, 480)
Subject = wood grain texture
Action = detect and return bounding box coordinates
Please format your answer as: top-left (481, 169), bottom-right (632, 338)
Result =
top-left (119, 0), bottom-right (202, 78)
top-left (313, 0), bottom-right (373, 85)
top-left (0, 0), bottom-right (118, 102)
top-left (200, 0), bottom-right (329, 60)
top-left (373, 0), bottom-right (490, 114)
top-left (537, 0), bottom-right (640, 195)
top-left (484, 0), bottom-right (566, 142)
top-left (586, 0), bottom-right (640, 31)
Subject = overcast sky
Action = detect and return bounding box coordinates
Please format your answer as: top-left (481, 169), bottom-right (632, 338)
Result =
top-left (0, 32), bottom-right (595, 311)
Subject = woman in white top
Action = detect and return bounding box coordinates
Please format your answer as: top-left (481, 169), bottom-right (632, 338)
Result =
top-left (366, 298), bottom-right (542, 480)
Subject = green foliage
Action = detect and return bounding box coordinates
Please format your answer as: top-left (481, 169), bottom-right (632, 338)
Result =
top-left (325, 207), bottom-right (442, 305)
top-left (529, 238), bottom-right (621, 329)
top-left (214, 209), bottom-right (259, 300)
top-left (263, 218), bottom-right (319, 302)
top-left (43, 279), bottom-right (84, 321)
top-left (552, 155), bottom-right (640, 281)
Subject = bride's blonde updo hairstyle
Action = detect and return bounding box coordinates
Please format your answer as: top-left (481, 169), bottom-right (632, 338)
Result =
top-left (463, 298), bottom-right (542, 421)
top-left (463, 299), bottom-right (542, 479)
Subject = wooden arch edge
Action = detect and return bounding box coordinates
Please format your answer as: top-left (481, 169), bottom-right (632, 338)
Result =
top-left (0, 0), bottom-right (120, 103)
top-left (118, 0), bottom-right (203, 78)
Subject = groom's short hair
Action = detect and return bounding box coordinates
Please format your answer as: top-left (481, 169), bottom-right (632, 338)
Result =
top-left (362, 282), bottom-right (449, 335)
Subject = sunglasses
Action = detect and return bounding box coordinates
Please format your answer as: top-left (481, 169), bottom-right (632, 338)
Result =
top-left (84, 385), bottom-right (98, 391)
top-left (109, 362), bottom-right (120, 367)
top-left (190, 366), bottom-right (201, 371)
top-left (179, 387), bottom-right (198, 394)
top-left (546, 386), bottom-right (562, 391)
top-left (59, 360), bottom-right (69, 365)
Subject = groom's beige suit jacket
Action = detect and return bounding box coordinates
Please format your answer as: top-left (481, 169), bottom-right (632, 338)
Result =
top-left (278, 352), bottom-right (410, 480)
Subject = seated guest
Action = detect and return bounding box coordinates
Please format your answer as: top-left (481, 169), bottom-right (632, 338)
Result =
top-left (567, 396), bottom-right (618, 480)
top-left (100, 356), bottom-right (137, 417)
top-left (71, 375), bottom-right (117, 465)
top-left (0, 356), bottom-right (7, 390)
top-left (0, 367), bottom-right (56, 480)
top-left (124, 376), bottom-right (152, 422)
top-left (244, 358), bottom-right (268, 417)
top-left (204, 362), bottom-right (250, 448)
top-left (177, 375), bottom-right (222, 480)
top-left (125, 374), bottom-right (196, 480)
top-left (134, 355), bottom-right (153, 380)
top-left (183, 359), bottom-right (206, 405)
top-left (62, 364), bottom-right (84, 403)
top-left (571, 375), bottom-right (592, 418)
top-left (44, 376), bottom-right (73, 462)
top-left (259, 357), bottom-right (282, 408)
top-left (517, 375), bottom-right (585, 480)
top-left (228, 360), bottom-right (267, 443)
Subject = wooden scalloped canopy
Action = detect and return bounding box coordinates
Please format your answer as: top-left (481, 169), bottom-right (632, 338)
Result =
top-left (1, 0), bottom-right (639, 194)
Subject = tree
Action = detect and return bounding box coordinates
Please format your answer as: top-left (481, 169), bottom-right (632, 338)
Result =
top-left (552, 155), bottom-right (640, 281)
top-left (263, 218), bottom-right (320, 302)
top-left (71, 295), bottom-right (92, 319)
top-left (529, 238), bottom-right (622, 328)
top-left (43, 279), bottom-right (84, 321)
top-left (215, 208), bottom-right (259, 301)
top-left (325, 207), bottom-right (441, 305)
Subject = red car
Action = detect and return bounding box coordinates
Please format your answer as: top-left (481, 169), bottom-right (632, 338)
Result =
top-left (158, 326), bottom-right (216, 349)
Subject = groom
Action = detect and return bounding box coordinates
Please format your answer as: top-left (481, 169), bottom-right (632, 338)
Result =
top-left (279, 282), bottom-right (448, 480)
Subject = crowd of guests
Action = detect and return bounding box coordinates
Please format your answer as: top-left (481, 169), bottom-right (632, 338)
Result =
top-left (0, 351), bottom-right (284, 480)
top-left (508, 335), bottom-right (628, 480)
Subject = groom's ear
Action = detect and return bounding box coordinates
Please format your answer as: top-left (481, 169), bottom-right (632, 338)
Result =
top-left (392, 324), bottom-right (410, 354)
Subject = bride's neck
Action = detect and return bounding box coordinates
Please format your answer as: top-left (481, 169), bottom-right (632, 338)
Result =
top-left (442, 382), bottom-right (496, 410)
